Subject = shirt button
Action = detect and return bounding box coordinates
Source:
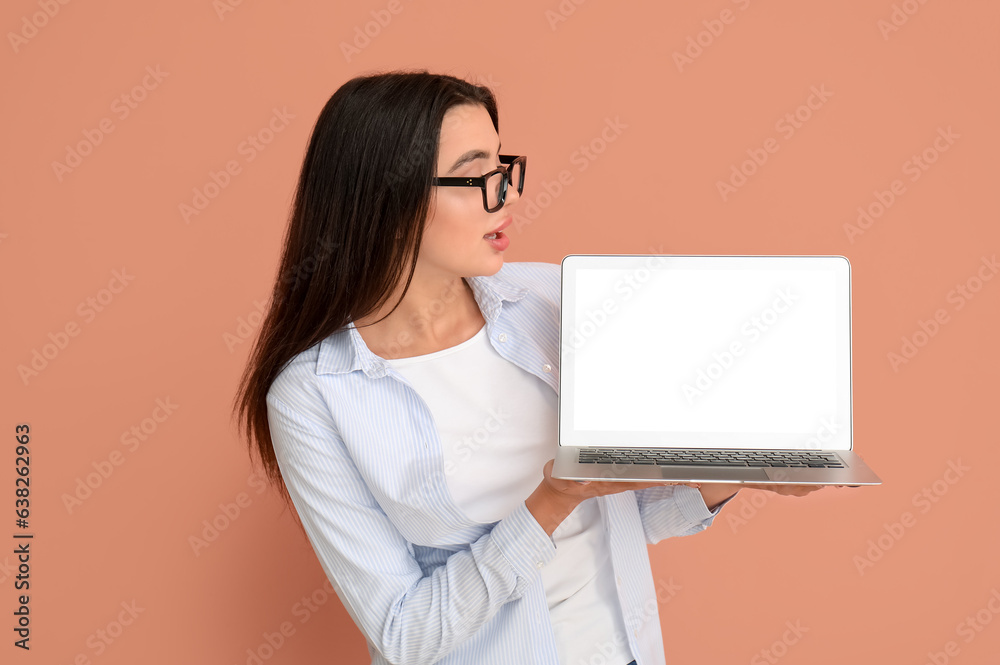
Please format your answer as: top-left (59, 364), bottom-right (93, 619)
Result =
top-left (498, 333), bottom-right (507, 343)
top-left (616, 576), bottom-right (623, 587)
top-left (536, 561), bottom-right (544, 569)
top-left (542, 364), bottom-right (552, 373)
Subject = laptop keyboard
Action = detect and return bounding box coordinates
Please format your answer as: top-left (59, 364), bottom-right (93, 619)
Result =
top-left (577, 448), bottom-right (844, 469)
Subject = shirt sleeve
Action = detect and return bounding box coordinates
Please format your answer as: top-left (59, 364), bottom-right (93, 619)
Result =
top-left (634, 485), bottom-right (738, 545)
top-left (266, 391), bottom-right (556, 665)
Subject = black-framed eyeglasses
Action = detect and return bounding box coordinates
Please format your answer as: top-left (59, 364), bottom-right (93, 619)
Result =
top-left (432, 155), bottom-right (526, 213)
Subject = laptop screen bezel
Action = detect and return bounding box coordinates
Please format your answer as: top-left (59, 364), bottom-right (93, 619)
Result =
top-left (557, 254), bottom-right (853, 451)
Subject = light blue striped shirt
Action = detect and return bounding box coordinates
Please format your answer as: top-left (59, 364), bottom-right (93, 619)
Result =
top-left (267, 262), bottom-right (726, 665)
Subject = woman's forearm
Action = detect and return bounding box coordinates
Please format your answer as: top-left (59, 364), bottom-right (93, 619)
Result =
top-left (697, 483), bottom-right (740, 511)
top-left (525, 481), bottom-right (582, 536)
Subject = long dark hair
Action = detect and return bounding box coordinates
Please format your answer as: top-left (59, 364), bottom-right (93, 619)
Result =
top-left (234, 71), bottom-right (499, 506)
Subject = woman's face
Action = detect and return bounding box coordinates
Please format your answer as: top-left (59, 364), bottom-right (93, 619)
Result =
top-left (417, 103), bottom-right (519, 279)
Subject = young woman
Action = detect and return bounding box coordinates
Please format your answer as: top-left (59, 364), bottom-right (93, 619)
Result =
top-left (235, 71), bottom-right (819, 665)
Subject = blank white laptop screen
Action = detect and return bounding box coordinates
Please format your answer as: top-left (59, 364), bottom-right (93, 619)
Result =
top-left (559, 256), bottom-right (852, 450)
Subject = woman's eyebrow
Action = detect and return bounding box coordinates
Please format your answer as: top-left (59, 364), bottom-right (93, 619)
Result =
top-left (445, 141), bottom-right (502, 174)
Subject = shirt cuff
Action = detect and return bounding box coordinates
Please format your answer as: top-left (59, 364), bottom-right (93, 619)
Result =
top-left (489, 501), bottom-right (557, 585)
top-left (673, 485), bottom-right (737, 524)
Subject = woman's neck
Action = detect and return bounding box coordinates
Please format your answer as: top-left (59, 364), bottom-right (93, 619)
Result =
top-left (353, 269), bottom-right (486, 359)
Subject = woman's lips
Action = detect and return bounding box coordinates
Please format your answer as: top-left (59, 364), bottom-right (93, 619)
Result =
top-left (484, 231), bottom-right (510, 251)
top-left (484, 217), bottom-right (512, 250)
top-left (484, 217), bottom-right (512, 239)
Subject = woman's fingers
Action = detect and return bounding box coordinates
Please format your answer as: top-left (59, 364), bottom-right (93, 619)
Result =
top-left (541, 460), bottom-right (692, 499)
top-left (545, 462), bottom-right (827, 499)
top-left (742, 483), bottom-right (826, 496)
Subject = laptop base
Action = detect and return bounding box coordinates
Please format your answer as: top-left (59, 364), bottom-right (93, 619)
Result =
top-left (553, 448), bottom-right (882, 485)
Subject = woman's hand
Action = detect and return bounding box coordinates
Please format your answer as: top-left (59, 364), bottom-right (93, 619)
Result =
top-left (740, 483), bottom-right (826, 497)
top-left (525, 460), bottom-right (695, 536)
top-left (697, 482), bottom-right (825, 511)
top-left (524, 462), bottom-right (827, 535)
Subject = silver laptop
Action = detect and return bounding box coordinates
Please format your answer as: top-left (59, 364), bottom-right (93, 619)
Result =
top-left (552, 255), bottom-right (881, 485)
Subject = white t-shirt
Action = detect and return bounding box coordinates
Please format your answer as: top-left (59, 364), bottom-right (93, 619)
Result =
top-left (387, 325), bottom-right (633, 665)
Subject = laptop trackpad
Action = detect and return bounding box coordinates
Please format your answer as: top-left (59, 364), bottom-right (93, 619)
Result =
top-left (659, 467), bottom-right (769, 482)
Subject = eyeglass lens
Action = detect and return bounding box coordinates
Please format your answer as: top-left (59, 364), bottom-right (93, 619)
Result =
top-left (486, 161), bottom-right (523, 210)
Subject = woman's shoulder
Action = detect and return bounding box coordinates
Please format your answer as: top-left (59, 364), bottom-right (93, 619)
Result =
top-left (495, 260), bottom-right (559, 281)
top-left (491, 261), bottom-right (560, 300)
top-left (266, 328), bottom-right (354, 408)
top-left (482, 262), bottom-right (561, 336)
top-left (266, 342), bottom-right (323, 404)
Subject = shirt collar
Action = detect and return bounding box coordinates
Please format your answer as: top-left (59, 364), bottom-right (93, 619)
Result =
top-left (465, 270), bottom-right (528, 323)
top-left (316, 269), bottom-right (529, 379)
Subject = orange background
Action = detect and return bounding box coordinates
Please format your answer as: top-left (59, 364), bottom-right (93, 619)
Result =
top-left (2, 0), bottom-right (998, 663)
